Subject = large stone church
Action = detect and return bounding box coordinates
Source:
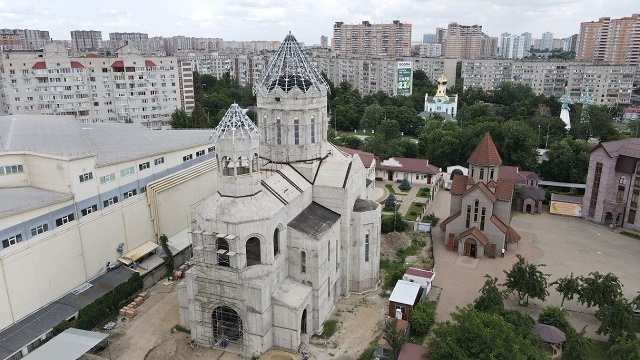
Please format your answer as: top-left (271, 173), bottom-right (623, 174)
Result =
top-left (178, 33), bottom-right (381, 357)
top-left (439, 133), bottom-right (520, 257)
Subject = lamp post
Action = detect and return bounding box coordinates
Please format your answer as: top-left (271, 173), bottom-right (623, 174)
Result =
top-left (545, 118), bottom-right (551, 150)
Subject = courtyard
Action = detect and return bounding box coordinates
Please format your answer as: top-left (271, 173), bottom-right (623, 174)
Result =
top-left (429, 190), bottom-right (640, 340)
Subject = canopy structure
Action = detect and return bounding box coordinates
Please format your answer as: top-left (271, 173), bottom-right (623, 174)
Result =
top-left (212, 103), bottom-right (261, 145)
top-left (117, 241), bottom-right (159, 265)
top-left (533, 323), bottom-right (566, 344)
top-left (24, 328), bottom-right (108, 360)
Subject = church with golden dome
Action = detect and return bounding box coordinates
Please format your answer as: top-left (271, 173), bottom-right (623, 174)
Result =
top-left (422, 74), bottom-right (458, 120)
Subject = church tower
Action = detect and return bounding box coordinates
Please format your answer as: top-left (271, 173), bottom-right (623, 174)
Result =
top-left (467, 132), bottom-right (502, 184)
top-left (213, 103), bottom-right (262, 197)
top-left (253, 33), bottom-right (330, 164)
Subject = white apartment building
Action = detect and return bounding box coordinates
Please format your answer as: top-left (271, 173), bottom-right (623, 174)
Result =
top-left (419, 43), bottom-right (442, 57)
top-left (0, 115), bottom-right (217, 359)
top-left (178, 61), bottom-right (195, 113)
top-left (311, 55), bottom-right (457, 95)
top-left (0, 43), bottom-right (192, 127)
top-left (174, 51), bottom-right (232, 78)
top-left (462, 59), bottom-right (635, 105)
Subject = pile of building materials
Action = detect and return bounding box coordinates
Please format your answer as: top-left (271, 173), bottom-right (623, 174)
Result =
top-left (118, 291), bottom-right (149, 319)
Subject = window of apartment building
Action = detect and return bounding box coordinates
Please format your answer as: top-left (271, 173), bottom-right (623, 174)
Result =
top-left (0, 165), bottom-right (24, 175)
top-left (140, 185), bottom-right (147, 194)
top-left (2, 234), bottom-right (22, 249)
top-left (365, 233), bottom-right (370, 262)
top-left (208, 146), bottom-right (215, 153)
top-left (154, 157), bottom-right (165, 166)
top-left (99, 173), bottom-right (116, 184)
top-left (196, 150), bottom-right (205, 157)
top-left (81, 204), bottom-right (98, 216)
top-left (301, 251), bottom-right (307, 273)
top-left (588, 162), bottom-right (603, 218)
top-left (30, 223), bottom-right (49, 237)
top-left (183, 154), bottom-right (193, 162)
top-left (294, 118), bottom-right (300, 145)
top-left (139, 162), bottom-right (150, 171)
top-left (55, 213), bottom-right (75, 227)
top-left (79, 172), bottom-right (93, 183)
top-left (120, 166), bottom-right (135, 177)
top-left (103, 196), bottom-right (119, 208)
top-left (123, 189), bottom-right (137, 199)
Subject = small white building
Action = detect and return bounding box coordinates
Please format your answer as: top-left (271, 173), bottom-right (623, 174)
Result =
top-left (422, 74), bottom-right (458, 120)
top-left (376, 157), bottom-right (440, 185)
top-left (402, 268), bottom-right (435, 295)
top-left (388, 280), bottom-right (423, 321)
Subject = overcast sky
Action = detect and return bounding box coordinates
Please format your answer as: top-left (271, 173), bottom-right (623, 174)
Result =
top-left (0, 0), bottom-right (636, 44)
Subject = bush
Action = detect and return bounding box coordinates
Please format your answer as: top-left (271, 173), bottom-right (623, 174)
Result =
top-left (160, 234), bottom-right (174, 278)
top-left (410, 300), bottom-right (437, 336)
top-left (322, 319), bottom-right (339, 338)
top-left (381, 213), bottom-right (407, 233)
top-left (423, 213), bottom-right (440, 227)
top-left (381, 258), bottom-right (406, 290)
top-left (398, 178), bottom-right (412, 191)
top-left (356, 346), bottom-right (375, 360)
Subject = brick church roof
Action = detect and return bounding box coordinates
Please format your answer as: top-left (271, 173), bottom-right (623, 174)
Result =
top-left (467, 132), bottom-right (502, 166)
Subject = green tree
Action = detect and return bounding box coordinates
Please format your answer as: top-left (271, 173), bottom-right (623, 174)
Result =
top-left (170, 108), bottom-right (191, 129)
top-left (398, 178), bottom-right (411, 191)
top-left (192, 103), bottom-right (209, 128)
top-left (360, 103), bottom-right (386, 131)
top-left (473, 275), bottom-right (506, 314)
top-left (551, 273), bottom-right (582, 309)
top-left (608, 332), bottom-right (640, 360)
top-left (578, 271), bottom-right (623, 309)
top-left (384, 194), bottom-right (397, 211)
top-left (382, 318), bottom-right (406, 360)
top-left (540, 138), bottom-right (590, 183)
top-left (159, 234), bottom-right (174, 277)
top-left (538, 306), bottom-right (592, 360)
top-left (381, 213), bottom-right (406, 233)
top-left (409, 300), bottom-right (437, 336)
top-left (427, 307), bottom-right (547, 360)
top-left (595, 298), bottom-right (635, 343)
top-left (376, 119), bottom-right (402, 141)
top-left (503, 255), bottom-right (550, 305)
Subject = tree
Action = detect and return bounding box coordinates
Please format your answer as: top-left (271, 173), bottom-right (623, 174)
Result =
top-left (551, 273), bottom-right (582, 309)
top-left (539, 138), bottom-right (590, 183)
top-left (381, 213), bottom-right (406, 234)
top-left (409, 300), bottom-right (437, 336)
top-left (360, 103), bottom-right (386, 131)
top-left (595, 298), bottom-right (635, 343)
top-left (382, 318), bottom-right (406, 360)
top-left (538, 306), bottom-right (592, 360)
top-left (170, 108), bottom-right (191, 129)
top-left (473, 275), bottom-right (507, 314)
top-left (192, 103), bottom-right (209, 128)
top-left (578, 271), bottom-right (623, 309)
top-left (384, 194), bottom-right (397, 211)
top-left (398, 178), bottom-right (411, 191)
top-left (159, 234), bottom-right (174, 278)
top-left (427, 307), bottom-right (547, 360)
top-left (608, 332), bottom-right (640, 360)
top-left (503, 255), bottom-right (550, 305)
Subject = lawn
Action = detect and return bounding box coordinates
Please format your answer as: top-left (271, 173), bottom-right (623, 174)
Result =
top-left (403, 202), bottom-right (425, 221)
top-left (417, 187), bottom-right (430, 198)
top-left (385, 184), bottom-right (397, 195)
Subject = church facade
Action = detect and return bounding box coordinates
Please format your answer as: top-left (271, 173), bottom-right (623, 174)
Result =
top-left (439, 133), bottom-right (520, 257)
top-left (178, 34), bottom-right (381, 357)
top-left (422, 74), bottom-right (458, 120)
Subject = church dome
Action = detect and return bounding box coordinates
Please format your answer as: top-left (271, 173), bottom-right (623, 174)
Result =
top-left (212, 103), bottom-right (261, 146)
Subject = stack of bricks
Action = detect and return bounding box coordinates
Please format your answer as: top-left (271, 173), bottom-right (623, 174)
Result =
top-left (118, 292), bottom-right (149, 319)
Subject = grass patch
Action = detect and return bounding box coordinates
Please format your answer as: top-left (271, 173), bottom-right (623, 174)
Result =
top-left (417, 187), bottom-right (430, 197)
top-left (356, 346), bottom-right (375, 360)
top-left (322, 319), bottom-right (339, 338)
top-left (620, 231), bottom-right (640, 240)
top-left (586, 339), bottom-right (610, 360)
top-left (385, 184), bottom-right (399, 195)
top-left (403, 202), bottom-right (425, 221)
top-left (380, 236), bottom-right (427, 290)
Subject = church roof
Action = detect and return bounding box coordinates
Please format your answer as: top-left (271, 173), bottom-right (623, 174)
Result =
top-left (252, 32), bottom-right (329, 97)
top-left (491, 215), bottom-right (521, 243)
top-left (288, 202), bottom-right (340, 239)
top-left (457, 227), bottom-right (489, 245)
top-left (450, 175), bottom-right (468, 195)
top-left (521, 186), bottom-right (545, 201)
top-left (212, 103), bottom-right (261, 145)
top-left (467, 132), bottom-right (502, 166)
top-left (439, 211), bottom-right (461, 230)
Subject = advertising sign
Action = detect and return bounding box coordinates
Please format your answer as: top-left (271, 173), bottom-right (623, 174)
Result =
top-left (550, 201), bottom-right (582, 217)
top-left (396, 61), bottom-right (412, 96)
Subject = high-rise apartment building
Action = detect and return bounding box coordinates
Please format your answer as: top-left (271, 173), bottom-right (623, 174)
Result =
top-left (419, 43), bottom-right (442, 57)
top-left (0, 43), bottom-right (191, 127)
top-left (70, 30), bottom-right (103, 55)
top-left (541, 32), bottom-right (554, 50)
top-left (499, 33), bottom-right (529, 59)
top-left (109, 32), bottom-right (149, 54)
top-left (423, 33), bottom-right (436, 43)
top-left (443, 23), bottom-right (483, 59)
top-left (332, 20), bottom-right (412, 56)
top-left (321, 35), bottom-right (328, 48)
top-left (0, 29), bottom-right (50, 50)
top-left (576, 14), bottom-right (640, 65)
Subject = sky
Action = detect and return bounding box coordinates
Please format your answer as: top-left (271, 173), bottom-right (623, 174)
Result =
top-left (0, 0), bottom-right (637, 45)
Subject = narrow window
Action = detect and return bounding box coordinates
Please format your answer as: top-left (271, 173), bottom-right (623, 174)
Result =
top-left (617, 185), bottom-right (625, 203)
top-left (490, 168), bottom-right (494, 180)
top-left (273, 228), bottom-right (280, 256)
top-left (473, 200), bottom-right (479, 222)
top-left (301, 251), bottom-right (306, 273)
top-left (479, 168), bottom-right (484, 180)
top-left (364, 233), bottom-right (370, 262)
top-left (310, 116), bottom-right (315, 144)
top-left (480, 207), bottom-right (486, 230)
top-left (328, 277), bottom-right (331, 298)
top-left (294, 118), bottom-right (300, 145)
top-left (328, 241), bottom-right (331, 263)
top-left (466, 205), bottom-right (471, 228)
top-left (629, 209), bottom-right (636, 224)
top-left (276, 118), bottom-right (282, 145)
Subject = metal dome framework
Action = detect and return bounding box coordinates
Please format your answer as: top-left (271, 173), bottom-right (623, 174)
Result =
top-left (252, 32), bottom-right (329, 97)
top-left (212, 103), bottom-right (261, 145)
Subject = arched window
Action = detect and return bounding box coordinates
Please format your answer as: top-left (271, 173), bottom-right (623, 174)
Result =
top-left (364, 233), bottom-right (370, 262)
top-left (237, 156), bottom-right (250, 175)
top-left (246, 237), bottom-right (261, 266)
top-left (294, 117), bottom-right (300, 145)
top-left (490, 168), bottom-right (495, 180)
top-left (480, 207), bottom-right (486, 230)
top-left (222, 156), bottom-right (234, 176)
top-left (252, 153), bottom-right (259, 173)
top-left (300, 251), bottom-right (306, 273)
top-left (212, 306), bottom-right (243, 343)
top-left (273, 228), bottom-right (280, 256)
top-left (217, 238), bottom-right (230, 267)
top-left (473, 200), bottom-right (479, 222)
top-left (465, 205), bottom-right (471, 228)
top-left (479, 168), bottom-right (484, 180)
top-left (310, 116), bottom-right (315, 144)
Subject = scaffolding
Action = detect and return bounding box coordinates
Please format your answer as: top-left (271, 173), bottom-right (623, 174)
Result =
top-left (190, 229), bottom-right (248, 357)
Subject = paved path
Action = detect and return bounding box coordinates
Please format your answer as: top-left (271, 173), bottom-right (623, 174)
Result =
top-left (427, 190), bottom-right (640, 340)
top-left (397, 186), bottom-right (420, 215)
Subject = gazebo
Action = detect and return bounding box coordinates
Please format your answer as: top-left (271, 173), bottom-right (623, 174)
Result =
top-left (533, 323), bottom-right (566, 359)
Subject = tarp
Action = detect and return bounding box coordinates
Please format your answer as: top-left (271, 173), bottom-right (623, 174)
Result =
top-left (117, 241), bottom-right (159, 265)
top-left (24, 328), bottom-right (108, 360)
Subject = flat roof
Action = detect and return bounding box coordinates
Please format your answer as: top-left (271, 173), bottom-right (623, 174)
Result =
top-left (288, 202), bottom-right (341, 239)
top-left (389, 280), bottom-right (421, 305)
top-left (0, 115), bottom-right (213, 166)
top-left (405, 268), bottom-right (435, 280)
top-left (117, 241), bottom-right (159, 265)
top-left (0, 267), bottom-right (132, 359)
top-left (0, 187), bottom-right (73, 219)
top-left (538, 180), bottom-right (586, 189)
top-left (24, 328), bottom-right (108, 360)
top-left (550, 193), bottom-right (584, 204)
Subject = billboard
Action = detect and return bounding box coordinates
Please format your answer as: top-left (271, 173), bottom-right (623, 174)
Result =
top-left (396, 61), bottom-right (412, 96)
top-left (550, 201), bottom-right (582, 217)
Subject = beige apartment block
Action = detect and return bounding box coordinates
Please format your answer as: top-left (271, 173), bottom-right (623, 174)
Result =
top-left (576, 14), bottom-right (640, 65)
top-left (332, 20), bottom-right (412, 57)
top-left (444, 23), bottom-right (483, 59)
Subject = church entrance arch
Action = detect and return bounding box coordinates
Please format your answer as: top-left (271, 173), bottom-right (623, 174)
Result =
top-left (463, 238), bottom-right (477, 258)
top-left (604, 212), bottom-right (613, 225)
top-left (526, 204), bottom-right (532, 213)
top-left (212, 306), bottom-right (243, 345)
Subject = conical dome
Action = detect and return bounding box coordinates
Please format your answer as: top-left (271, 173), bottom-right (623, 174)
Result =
top-left (212, 103), bottom-right (261, 145)
top-left (252, 33), bottom-right (329, 97)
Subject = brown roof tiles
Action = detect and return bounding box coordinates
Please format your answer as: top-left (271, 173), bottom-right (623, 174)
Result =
top-left (450, 175), bottom-right (468, 195)
top-left (457, 227), bottom-right (489, 245)
top-left (439, 211), bottom-right (461, 230)
top-left (468, 132), bottom-right (502, 166)
top-left (494, 180), bottom-right (514, 201)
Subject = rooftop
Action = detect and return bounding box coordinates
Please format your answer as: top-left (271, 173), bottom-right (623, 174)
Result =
top-left (212, 103), bottom-right (261, 146)
top-left (23, 328), bottom-right (108, 360)
top-left (389, 280), bottom-right (421, 305)
top-left (467, 132), bottom-right (502, 166)
top-left (0, 115), bottom-right (213, 166)
top-left (288, 202), bottom-right (341, 239)
top-left (377, 157), bottom-right (439, 174)
top-left (0, 187), bottom-right (73, 219)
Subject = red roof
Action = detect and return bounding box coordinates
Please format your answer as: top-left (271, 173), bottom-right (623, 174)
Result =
top-left (70, 61), bottom-right (84, 68)
top-left (499, 166), bottom-right (538, 183)
top-left (450, 175), bottom-right (468, 195)
top-left (468, 132), bottom-right (502, 166)
top-left (405, 268), bottom-right (434, 279)
top-left (32, 62), bottom-right (46, 69)
top-left (491, 215), bottom-right (508, 233)
top-left (505, 226), bottom-right (521, 243)
top-left (457, 227), bottom-right (489, 245)
top-left (464, 181), bottom-right (497, 203)
top-left (145, 60), bottom-right (157, 67)
top-left (377, 157), bottom-right (439, 174)
top-left (440, 211), bottom-right (461, 230)
top-left (84, 53), bottom-right (103, 58)
top-left (336, 146), bottom-right (376, 168)
top-left (111, 60), bottom-right (124, 68)
top-left (493, 180), bottom-right (514, 201)
top-left (398, 343), bottom-right (428, 360)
